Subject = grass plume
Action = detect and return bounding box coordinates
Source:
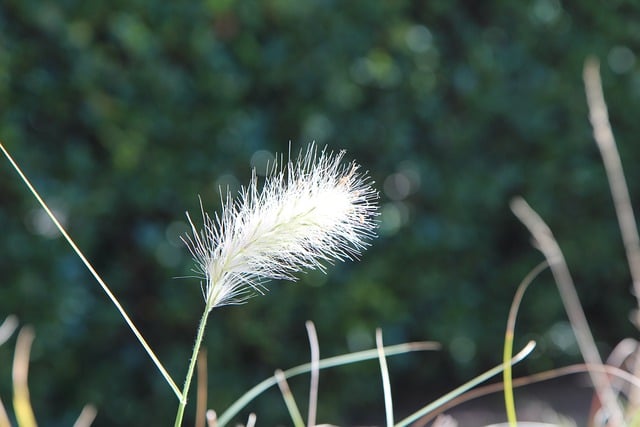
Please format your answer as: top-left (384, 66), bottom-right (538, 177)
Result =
top-left (175, 144), bottom-right (379, 426)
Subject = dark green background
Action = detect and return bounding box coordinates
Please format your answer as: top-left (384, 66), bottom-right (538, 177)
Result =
top-left (1, 1), bottom-right (639, 425)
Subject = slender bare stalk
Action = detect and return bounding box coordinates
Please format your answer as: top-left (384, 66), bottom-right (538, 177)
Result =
top-left (0, 315), bottom-right (18, 347)
top-left (583, 58), bottom-right (640, 302)
top-left (72, 405), bottom-right (97, 427)
top-left (275, 369), bottom-right (305, 427)
top-left (376, 328), bottom-right (393, 427)
top-left (195, 349), bottom-right (208, 427)
top-left (305, 321), bottom-right (320, 427)
top-left (12, 326), bottom-right (37, 427)
top-left (584, 57), bottom-right (640, 414)
top-left (511, 197), bottom-right (624, 425)
top-left (0, 143), bottom-right (181, 400)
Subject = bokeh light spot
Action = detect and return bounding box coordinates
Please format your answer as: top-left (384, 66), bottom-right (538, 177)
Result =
top-left (250, 150), bottom-right (275, 176)
top-left (25, 205), bottom-right (67, 239)
top-left (450, 335), bottom-right (476, 365)
top-left (608, 46), bottom-right (636, 74)
top-left (405, 25), bottom-right (433, 53)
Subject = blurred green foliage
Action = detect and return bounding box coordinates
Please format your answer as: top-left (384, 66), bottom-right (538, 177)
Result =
top-left (1, 0), bottom-right (640, 425)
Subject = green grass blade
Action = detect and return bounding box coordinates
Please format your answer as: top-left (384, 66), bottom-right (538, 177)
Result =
top-left (504, 261), bottom-right (548, 426)
top-left (394, 341), bottom-right (536, 427)
top-left (216, 341), bottom-right (439, 427)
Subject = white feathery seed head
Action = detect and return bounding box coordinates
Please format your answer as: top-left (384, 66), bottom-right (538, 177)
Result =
top-left (183, 143), bottom-right (379, 310)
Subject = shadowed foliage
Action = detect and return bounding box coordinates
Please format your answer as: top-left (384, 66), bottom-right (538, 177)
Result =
top-left (1, 1), bottom-right (640, 425)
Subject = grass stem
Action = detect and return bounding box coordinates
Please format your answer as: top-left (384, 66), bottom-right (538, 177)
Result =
top-left (195, 349), bottom-right (208, 427)
top-left (305, 321), bottom-right (320, 427)
top-left (376, 329), bottom-right (394, 427)
top-left (174, 301), bottom-right (212, 427)
top-left (12, 327), bottom-right (36, 427)
top-left (0, 142), bottom-right (182, 400)
top-left (503, 261), bottom-right (548, 427)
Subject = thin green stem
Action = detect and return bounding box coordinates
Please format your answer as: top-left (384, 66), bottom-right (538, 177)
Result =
top-left (504, 261), bottom-right (548, 427)
top-left (174, 301), bottom-right (212, 427)
top-left (0, 142), bottom-right (182, 399)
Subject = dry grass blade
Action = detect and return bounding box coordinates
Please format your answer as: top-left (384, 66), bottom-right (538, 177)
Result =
top-left (12, 326), bottom-right (37, 427)
top-left (604, 338), bottom-right (639, 400)
top-left (376, 328), bottom-right (394, 427)
top-left (583, 58), bottom-right (640, 301)
top-left (72, 404), bottom-right (97, 427)
top-left (0, 316), bottom-right (18, 427)
top-left (0, 315), bottom-right (18, 347)
top-left (245, 413), bottom-right (256, 427)
top-left (206, 410), bottom-right (217, 427)
top-left (305, 321), bottom-right (320, 427)
top-left (606, 338), bottom-right (638, 369)
top-left (584, 57), bottom-right (640, 415)
top-left (0, 396), bottom-right (9, 427)
top-left (275, 369), bottom-right (305, 427)
top-left (196, 349), bottom-right (208, 427)
top-left (596, 338), bottom-right (640, 422)
top-left (510, 197), bottom-right (624, 425)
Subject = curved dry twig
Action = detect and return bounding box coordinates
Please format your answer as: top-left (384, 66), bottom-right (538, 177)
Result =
top-left (511, 197), bottom-right (624, 425)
